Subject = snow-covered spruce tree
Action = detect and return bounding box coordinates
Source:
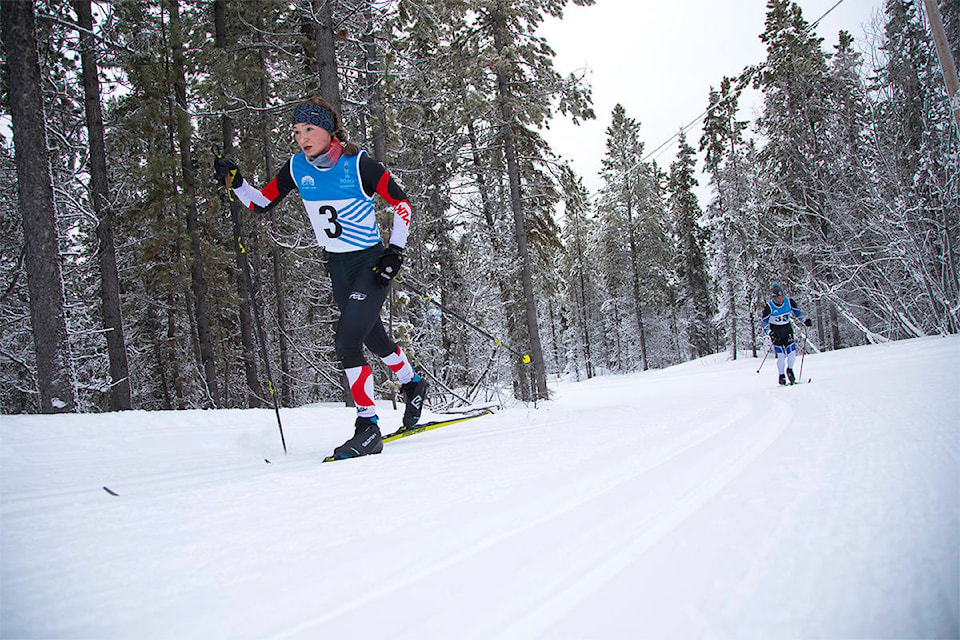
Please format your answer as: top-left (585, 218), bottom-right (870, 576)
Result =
top-left (557, 165), bottom-right (598, 380)
top-left (595, 104), bottom-right (672, 371)
top-left (736, 139), bottom-right (767, 355)
top-left (793, 26), bottom-right (930, 346)
top-left (808, 30), bottom-right (871, 349)
top-left (74, 0), bottom-right (134, 411)
top-left (25, 0), bottom-right (111, 412)
top-left (109, 0), bottom-right (232, 409)
top-left (701, 76), bottom-right (753, 359)
top-left (206, 0), bottom-right (270, 409)
top-left (667, 131), bottom-right (714, 359)
top-left (754, 0), bottom-right (833, 328)
top-left (379, 1), bottom-right (477, 403)
top-left (460, 0), bottom-right (594, 401)
top-left (384, 0), bottom-right (594, 403)
top-left (866, 0), bottom-right (959, 335)
top-left (166, 0), bottom-right (221, 404)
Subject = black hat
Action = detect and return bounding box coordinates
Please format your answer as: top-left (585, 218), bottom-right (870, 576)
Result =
top-left (771, 283), bottom-right (783, 296)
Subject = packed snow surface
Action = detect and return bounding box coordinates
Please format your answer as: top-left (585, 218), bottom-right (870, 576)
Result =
top-left (2, 336), bottom-right (958, 639)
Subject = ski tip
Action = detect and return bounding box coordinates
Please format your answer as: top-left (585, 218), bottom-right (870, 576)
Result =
top-left (103, 486), bottom-right (119, 496)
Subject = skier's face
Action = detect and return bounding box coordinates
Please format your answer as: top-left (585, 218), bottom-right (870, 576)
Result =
top-left (293, 123), bottom-right (332, 158)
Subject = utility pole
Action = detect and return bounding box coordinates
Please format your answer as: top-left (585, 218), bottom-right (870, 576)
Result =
top-left (922, 0), bottom-right (960, 139)
top-left (921, 0), bottom-right (960, 327)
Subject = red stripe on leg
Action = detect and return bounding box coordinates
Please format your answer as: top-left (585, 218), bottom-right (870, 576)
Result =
top-left (350, 366), bottom-right (375, 407)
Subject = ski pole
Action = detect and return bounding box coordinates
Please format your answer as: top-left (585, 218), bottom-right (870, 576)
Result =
top-left (238, 235), bottom-right (287, 454)
top-left (756, 340), bottom-right (772, 373)
top-left (212, 147), bottom-right (287, 454)
top-left (798, 325), bottom-right (808, 383)
top-left (394, 276), bottom-right (532, 365)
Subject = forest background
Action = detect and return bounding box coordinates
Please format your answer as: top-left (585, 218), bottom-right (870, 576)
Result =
top-left (0, 0), bottom-right (957, 415)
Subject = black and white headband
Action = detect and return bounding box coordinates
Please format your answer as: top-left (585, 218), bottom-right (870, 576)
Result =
top-left (292, 103), bottom-right (336, 132)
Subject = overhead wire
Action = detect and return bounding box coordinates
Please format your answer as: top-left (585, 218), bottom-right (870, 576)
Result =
top-left (638, 0), bottom-right (850, 166)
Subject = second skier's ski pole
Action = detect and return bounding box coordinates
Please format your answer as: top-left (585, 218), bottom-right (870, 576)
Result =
top-left (798, 326), bottom-right (808, 383)
top-left (757, 340), bottom-right (772, 373)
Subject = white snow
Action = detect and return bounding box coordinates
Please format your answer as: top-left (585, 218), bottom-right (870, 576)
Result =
top-left (2, 336), bottom-right (958, 639)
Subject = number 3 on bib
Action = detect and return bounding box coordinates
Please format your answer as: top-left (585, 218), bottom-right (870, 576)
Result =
top-left (318, 204), bottom-right (342, 239)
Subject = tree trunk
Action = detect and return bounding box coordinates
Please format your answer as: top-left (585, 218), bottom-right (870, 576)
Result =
top-left (491, 5), bottom-right (548, 400)
top-left (363, 2), bottom-right (386, 163)
top-left (307, 0), bottom-right (353, 406)
top-left (252, 2), bottom-right (293, 407)
top-left (2, 0), bottom-right (77, 413)
top-left (720, 219), bottom-right (738, 360)
top-left (75, 0), bottom-right (133, 411)
top-left (168, 0), bottom-right (220, 405)
top-left (214, 0), bottom-right (264, 408)
top-left (313, 0), bottom-right (340, 109)
top-left (572, 217), bottom-right (593, 379)
top-left (625, 178), bottom-right (648, 369)
top-left (829, 302), bottom-right (841, 350)
top-left (146, 306), bottom-right (173, 410)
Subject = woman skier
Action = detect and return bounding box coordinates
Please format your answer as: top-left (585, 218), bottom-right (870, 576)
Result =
top-left (214, 96), bottom-right (428, 459)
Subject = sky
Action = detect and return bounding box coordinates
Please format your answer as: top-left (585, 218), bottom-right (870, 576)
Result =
top-left (1, 335), bottom-right (957, 638)
top-left (537, 0), bottom-right (888, 202)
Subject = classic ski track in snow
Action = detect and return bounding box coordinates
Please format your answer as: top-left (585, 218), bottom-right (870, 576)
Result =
top-left (492, 397), bottom-right (793, 640)
top-left (269, 395), bottom-right (792, 639)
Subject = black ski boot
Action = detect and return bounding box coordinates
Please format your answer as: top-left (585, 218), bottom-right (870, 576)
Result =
top-left (332, 416), bottom-right (383, 459)
top-left (786, 368), bottom-right (796, 385)
top-left (400, 377), bottom-right (428, 429)
top-left (778, 373), bottom-right (787, 386)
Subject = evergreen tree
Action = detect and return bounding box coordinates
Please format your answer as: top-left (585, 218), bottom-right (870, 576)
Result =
top-left (596, 104), bottom-right (671, 370)
top-left (872, 0), bottom-right (959, 333)
top-left (2, 0), bottom-right (77, 413)
top-left (701, 76), bottom-right (751, 359)
top-left (112, 0), bottom-right (222, 409)
top-left (212, 0), bottom-right (265, 408)
top-left (75, 0), bottom-right (133, 411)
top-left (668, 131), bottom-right (713, 358)
top-left (389, 0), bottom-right (594, 401)
top-left (558, 165), bottom-right (597, 380)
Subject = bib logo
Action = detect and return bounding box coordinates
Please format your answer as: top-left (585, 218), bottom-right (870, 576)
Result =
top-left (300, 175), bottom-right (315, 188)
top-left (340, 163), bottom-right (353, 188)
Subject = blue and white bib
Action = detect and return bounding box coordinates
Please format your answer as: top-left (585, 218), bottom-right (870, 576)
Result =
top-left (290, 152), bottom-right (382, 253)
top-left (767, 298), bottom-right (793, 326)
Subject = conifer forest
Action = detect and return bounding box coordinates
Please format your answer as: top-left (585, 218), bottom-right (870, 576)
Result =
top-left (1, 0), bottom-right (957, 414)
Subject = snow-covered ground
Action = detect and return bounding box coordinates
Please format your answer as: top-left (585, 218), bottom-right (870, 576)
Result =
top-left (2, 336), bottom-right (958, 639)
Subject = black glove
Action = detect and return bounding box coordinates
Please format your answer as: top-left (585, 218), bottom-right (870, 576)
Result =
top-left (213, 156), bottom-right (242, 188)
top-left (375, 245), bottom-right (403, 285)
top-left (804, 318), bottom-right (812, 327)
